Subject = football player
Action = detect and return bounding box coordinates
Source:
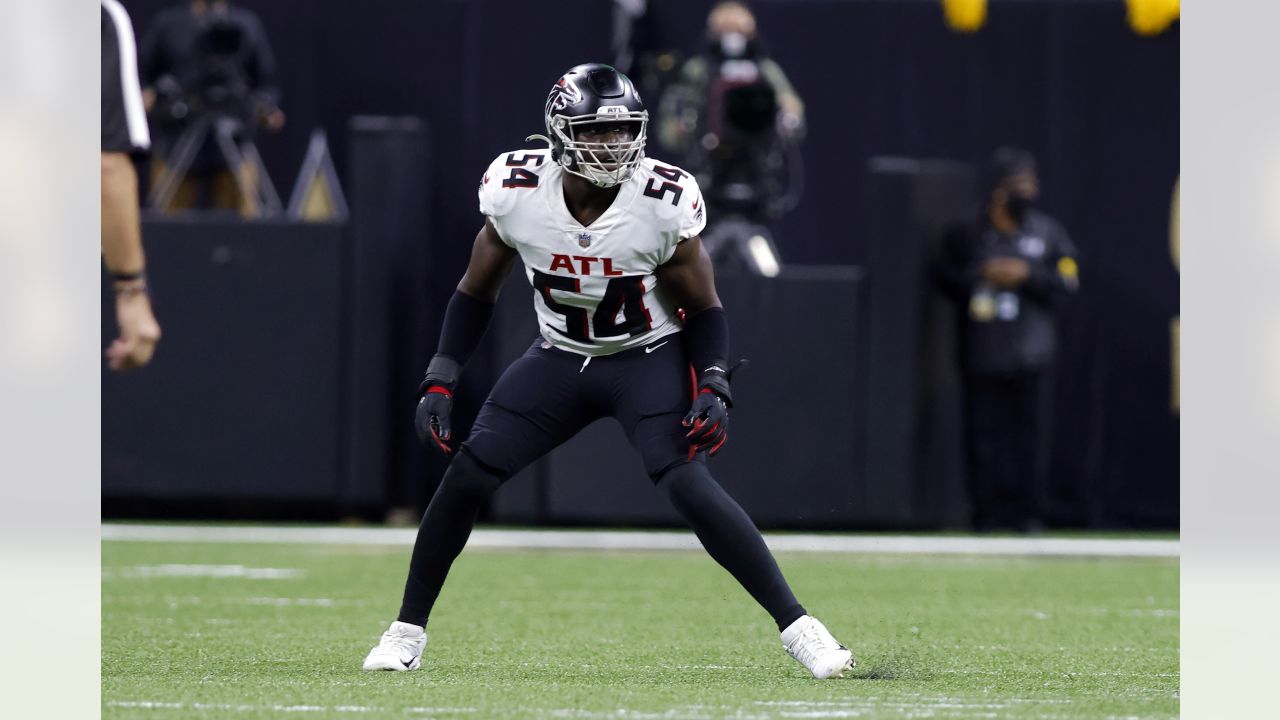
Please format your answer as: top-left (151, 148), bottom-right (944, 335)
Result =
top-left (363, 64), bottom-right (854, 679)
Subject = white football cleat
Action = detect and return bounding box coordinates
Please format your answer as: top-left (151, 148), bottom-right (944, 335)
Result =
top-left (362, 621), bottom-right (426, 671)
top-left (780, 615), bottom-right (855, 679)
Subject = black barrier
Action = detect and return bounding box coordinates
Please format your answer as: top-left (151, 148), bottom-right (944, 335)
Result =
top-left (102, 219), bottom-right (347, 508)
top-left (344, 118), bottom-right (432, 511)
top-left (101, 212), bottom-right (1173, 528)
top-left (864, 159), bottom-right (977, 528)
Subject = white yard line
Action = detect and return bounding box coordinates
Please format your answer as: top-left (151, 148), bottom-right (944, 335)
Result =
top-left (540, 698), bottom-right (1090, 720)
top-left (106, 701), bottom-right (367, 713)
top-left (241, 596), bottom-right (338, 607)
top-left (104, 564), bottom-right (304, 579)
top-left (101, 524), bottom-right (1178, 558)
top-left (106, 701), bottom-right (477, 714)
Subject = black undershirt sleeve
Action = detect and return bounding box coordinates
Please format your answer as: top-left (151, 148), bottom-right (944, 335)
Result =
top-left (683, 307), bottom-right (733, 405)
top-left (436, 290), bottom-right (495, 365)
top-left (417, 290), bottom-right (495, 395)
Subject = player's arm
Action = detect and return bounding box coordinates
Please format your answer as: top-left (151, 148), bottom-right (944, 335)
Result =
top-left (456, 219), bottom-right (518, 303)
top-left (656, 234), bottom-right (722, 315)
top-left (102, 151), bottom-right (161, 371)
top-left (415, 219), bottom-right (517, 454)
top-left (656, 236), bottom-right (733, 455)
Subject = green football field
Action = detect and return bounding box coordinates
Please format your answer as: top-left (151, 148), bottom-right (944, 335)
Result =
top-left (102, 533), bottom-right (1178, 719)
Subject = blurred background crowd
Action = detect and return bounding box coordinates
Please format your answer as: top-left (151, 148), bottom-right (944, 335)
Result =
top-left (101, 0), bottom-right (1179, 533)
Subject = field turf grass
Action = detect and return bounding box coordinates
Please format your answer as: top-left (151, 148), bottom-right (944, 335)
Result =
top-left (103, 536), bottom-right (1178, 719)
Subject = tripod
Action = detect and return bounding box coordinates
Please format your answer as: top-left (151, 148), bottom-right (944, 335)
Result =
top-left (149, 113), bottom-right (282, 217)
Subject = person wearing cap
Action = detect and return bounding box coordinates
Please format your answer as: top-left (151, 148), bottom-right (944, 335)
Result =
top-left (937, 147), bottom-right (1080, 533)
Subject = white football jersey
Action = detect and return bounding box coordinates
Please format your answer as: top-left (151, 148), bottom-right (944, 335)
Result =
top-left (478, 148), bottom-right (707, 357)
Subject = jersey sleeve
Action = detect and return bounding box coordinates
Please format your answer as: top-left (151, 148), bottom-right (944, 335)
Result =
top-left (477, 154), bottom-right (519, 246)
top-left (101, 1), bottom-right (151, 155)
top-left (649, 162), bottom-right (707, 265)
top-left (476, 154), bottom-right (507, 218)
top-left (678, 174), bottom-right (707, 241)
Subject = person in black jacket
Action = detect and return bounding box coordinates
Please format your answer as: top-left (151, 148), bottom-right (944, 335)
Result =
top-left (139, 0), bottom-right (284, 214)
top-left (938, 147), bottom-right (1079, 533)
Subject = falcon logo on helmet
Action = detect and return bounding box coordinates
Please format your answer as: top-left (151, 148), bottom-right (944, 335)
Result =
top-left (545, 76), bottom-right (584, 116)
top-left (531, 63), bottom-right (649, 189)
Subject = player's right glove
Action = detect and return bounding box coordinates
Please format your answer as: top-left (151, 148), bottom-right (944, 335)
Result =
top-left (414, 354), bottom-right (461, 456)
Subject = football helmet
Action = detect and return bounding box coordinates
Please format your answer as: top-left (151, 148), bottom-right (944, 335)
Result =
top-left (537, 63), bottom-right (649, 188)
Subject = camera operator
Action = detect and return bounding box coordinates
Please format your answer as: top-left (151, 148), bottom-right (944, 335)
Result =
top-left (139, 0), bottom-right (284, 215)
top-left (656, 1), bottom-right (804, 270)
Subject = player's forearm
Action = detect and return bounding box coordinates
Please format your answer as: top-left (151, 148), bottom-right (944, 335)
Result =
top-left (101, 152), bottom-right (146, 275)
top-left (416, 289), bottom-right (496, 398)
top-left (683, 307), bottom-right (733, 406)
top-left (435, 290), bottom-right (495, 366)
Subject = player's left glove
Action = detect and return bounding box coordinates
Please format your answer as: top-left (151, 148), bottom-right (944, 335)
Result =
top-left (683, 388), bottom-right (729, 456)
top-left (415, 354), bottom-right (460, 456)
top-left (682, 358), bottom-right (744, 457)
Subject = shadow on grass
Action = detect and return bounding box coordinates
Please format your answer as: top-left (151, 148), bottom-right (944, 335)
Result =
top-left (848, 649), bottom-right (931, 682)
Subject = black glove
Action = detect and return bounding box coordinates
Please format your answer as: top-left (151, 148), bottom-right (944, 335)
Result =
top-left (415, 355), bottom-right (460, 456)
top-left (683, 358), bottom-right (746, 457)
top-left (683, 388), bottom-right (729, 456)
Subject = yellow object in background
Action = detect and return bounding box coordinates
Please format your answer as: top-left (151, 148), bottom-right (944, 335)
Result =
top-left (1126, 0), bottom-right (1180, 36)
top-left (942, 0), bottom-right (987, 33)
top-left (298, 174), bottom-right (339, 221)
top-left (1057, 256), bottom-right (1079, 282)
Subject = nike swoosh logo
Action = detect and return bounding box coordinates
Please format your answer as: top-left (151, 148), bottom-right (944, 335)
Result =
top-left (645, 341), bottom-right (668, 354)
top-left (692, 197), bottom-right (700, 209)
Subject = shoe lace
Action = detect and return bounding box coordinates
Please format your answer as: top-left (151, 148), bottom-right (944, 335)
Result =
top-left (789, 621), bottom-right (842, 665)
top-left (380, 628), bottom-right (421, 656)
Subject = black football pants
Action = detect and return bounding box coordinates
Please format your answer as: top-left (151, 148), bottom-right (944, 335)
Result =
top-left (396, 336), bottom-right (806, 631)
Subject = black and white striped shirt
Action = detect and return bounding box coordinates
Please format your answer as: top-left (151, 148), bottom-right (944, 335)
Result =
top-left (101, 0), bottom-right (150, 154)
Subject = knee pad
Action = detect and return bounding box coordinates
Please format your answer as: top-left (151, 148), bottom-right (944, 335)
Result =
top-left (439, 448), bottom-right (507, 500)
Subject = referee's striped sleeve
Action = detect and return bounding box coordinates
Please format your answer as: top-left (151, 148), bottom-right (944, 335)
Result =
top-left (101, 0), bottom-right (150, 152)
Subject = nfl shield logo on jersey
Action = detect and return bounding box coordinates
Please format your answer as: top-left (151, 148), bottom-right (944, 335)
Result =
top-left (577, 232), bottom-right (592, 249)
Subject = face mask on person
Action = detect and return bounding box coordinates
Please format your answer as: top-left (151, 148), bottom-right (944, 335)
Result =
top-left (720, 31), bottom-right (748, 57)
top-left (1006, 194), bottom-right (1033, 222)
top-left (709, 31), bottom-right (760, 60)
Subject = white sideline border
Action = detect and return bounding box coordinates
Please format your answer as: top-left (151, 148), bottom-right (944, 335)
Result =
top-left (101, 524), bottom-right (1178, 558)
